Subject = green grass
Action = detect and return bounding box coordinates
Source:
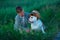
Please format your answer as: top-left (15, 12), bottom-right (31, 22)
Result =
top-left (0, 6), bottom-right (60, 40)
top-left (0, 0), bottom-right (60, 40)
top-left (0, 23), bottom-right (58, 40)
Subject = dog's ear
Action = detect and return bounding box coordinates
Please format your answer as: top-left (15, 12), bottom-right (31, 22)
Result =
top-left (29, 13), bottom-right (34, 17)
top-left (36, 13), bottom-right (40, 19)
top-left (33, 13), bottom-right (40, 20)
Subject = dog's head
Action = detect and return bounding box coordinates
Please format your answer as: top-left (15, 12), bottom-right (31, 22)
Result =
top-left (29, 10), bottom-right (40, 23)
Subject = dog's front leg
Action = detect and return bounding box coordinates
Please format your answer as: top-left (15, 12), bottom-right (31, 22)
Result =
top-left (41, 26), bottom-right (46, 34)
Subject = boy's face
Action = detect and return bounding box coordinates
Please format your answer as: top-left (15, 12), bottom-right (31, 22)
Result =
top-left (18, 10), bottom-right (24, 17)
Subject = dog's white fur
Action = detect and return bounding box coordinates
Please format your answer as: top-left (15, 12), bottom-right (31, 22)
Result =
top-left (29, 15), bottom-right (45, 34)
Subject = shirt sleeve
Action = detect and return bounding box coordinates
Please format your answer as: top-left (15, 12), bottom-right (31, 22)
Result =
top-left (14, 15), bottom-right (21, 30)
top-left (25, 12), bottom-right (31, 19)
top-left (25, 12), bottom-right (31, 24)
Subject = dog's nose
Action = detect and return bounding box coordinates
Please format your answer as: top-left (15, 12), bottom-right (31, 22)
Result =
top-left (29, 20), bottom-right (32, 23)
top-left (28, 20), bottom-right (31, 23)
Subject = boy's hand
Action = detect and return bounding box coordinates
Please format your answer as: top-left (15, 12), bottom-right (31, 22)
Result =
top-left (19, 29), bottom-right (23, 34)
top-left (26, 29), bottom-right (30, 33)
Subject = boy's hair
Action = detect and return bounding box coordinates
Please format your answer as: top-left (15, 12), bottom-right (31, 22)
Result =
top-left (16, 6), bottom-right (22, 13)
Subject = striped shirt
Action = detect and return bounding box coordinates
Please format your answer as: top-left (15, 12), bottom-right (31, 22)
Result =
top-left (14, 12), bottom-right (30, 30)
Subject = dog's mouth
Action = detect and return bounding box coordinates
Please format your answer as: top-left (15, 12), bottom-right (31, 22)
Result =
top-left (29, 21), bottom-right (34, 23)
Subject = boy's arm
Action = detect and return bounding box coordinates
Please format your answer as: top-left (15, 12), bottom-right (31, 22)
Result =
top-left (14, 15), bottom-right (21, 30)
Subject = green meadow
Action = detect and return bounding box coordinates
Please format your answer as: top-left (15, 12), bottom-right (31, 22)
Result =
top-left (0, 0), bottom-right (60, 40)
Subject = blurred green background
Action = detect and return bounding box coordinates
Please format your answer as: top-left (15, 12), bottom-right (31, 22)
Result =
top-left (0, 0), bottom-right (60, 40)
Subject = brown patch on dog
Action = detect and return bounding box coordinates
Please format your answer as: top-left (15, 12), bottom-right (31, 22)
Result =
top-left (30, 12), bottom-right (40, 19)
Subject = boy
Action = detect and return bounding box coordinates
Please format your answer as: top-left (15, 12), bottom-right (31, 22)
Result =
top-left (14, 6), bottom-right (30, 32)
